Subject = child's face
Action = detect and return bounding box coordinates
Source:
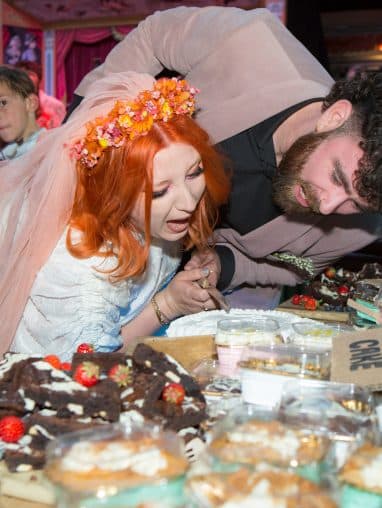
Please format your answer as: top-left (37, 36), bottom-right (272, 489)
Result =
top-left (0, 82), bottom-right (34, 144)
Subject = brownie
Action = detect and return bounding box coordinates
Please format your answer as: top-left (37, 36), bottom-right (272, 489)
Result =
top-left (71, 352), bottom-right (132, 375)
top-left (4, 448), bottom-right (46, 472)
top-left (133, 344), bottom-right (205, 402)
top-left (23, 378), bottom-right (121, 421)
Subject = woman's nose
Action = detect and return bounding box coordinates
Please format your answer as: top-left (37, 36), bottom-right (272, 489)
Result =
top-left (176, 185), bottom-right (198, 211)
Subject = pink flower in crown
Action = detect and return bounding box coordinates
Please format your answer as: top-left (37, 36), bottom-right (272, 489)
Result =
top-left (70, 140), bottom-right (85, 160)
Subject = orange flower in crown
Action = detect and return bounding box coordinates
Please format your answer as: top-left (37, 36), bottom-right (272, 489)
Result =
top-left (70, 78), bottom-right (199, 169)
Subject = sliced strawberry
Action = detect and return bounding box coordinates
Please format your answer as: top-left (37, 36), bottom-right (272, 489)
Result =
top-left (162, 383), bottom-right (185, 405)
top-left (76, 343), bottom-right (94, 354)
top-left (0, 416), bottom-right (25, 443)
top-left (73, 362), bottom-right (100, 387)
top-left (108, 364), bottom-right (131, 387)
top-left (43, 354), bottom-right (61, 369)
top-left (61, 362), bottom-right (72, 372)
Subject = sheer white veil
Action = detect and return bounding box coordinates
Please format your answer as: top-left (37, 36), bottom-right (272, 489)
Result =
top-left (0, 72), bottom-right (156, 355)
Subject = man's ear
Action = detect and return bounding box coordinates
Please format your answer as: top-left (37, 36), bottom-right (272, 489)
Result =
top-left (315, 99), bottom-right (353, 133)
top-left (25, 93), bottom-right (39, 114)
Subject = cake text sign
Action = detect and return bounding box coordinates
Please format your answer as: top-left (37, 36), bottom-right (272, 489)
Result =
top-left (331, 328), bottom-right (382, 390)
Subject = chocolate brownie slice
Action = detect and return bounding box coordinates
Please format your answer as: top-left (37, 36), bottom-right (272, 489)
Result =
top-left (23, 378), bottom-right (121, 421)
top-left (71, 352), bottom-right (132, 376)
top-left (133, 344), bottom-right (205, 402)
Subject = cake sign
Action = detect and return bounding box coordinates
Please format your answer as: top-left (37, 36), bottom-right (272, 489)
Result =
top-left (331, 328), bottom-right (382, 390)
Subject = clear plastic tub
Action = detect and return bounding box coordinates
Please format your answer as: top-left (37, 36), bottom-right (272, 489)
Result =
top-left (289, 322), bottom-right (354, 350)
top-left (239, 344), bottom-right (331, 408)
top-left (215, 317), bottom-right (282, 377)
top-left (44, 421), bottom-right (188, 508)
top-left (206, 403), bottom-right (331, 485)
top-left (279, 378), bottom-right (378, 470)
top-left (186, 469), bottom-right (338, 507)
top-left (339, 443), bottom-right (382, 508)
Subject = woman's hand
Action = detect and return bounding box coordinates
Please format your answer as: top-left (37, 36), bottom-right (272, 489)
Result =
top-left (184, 248), bottom-right (221, 287)
top-left (156, 267), bottom-right (217, 319)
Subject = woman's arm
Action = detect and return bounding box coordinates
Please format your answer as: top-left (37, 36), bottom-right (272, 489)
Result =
top-left (120, 266), bottom-right (216, 350)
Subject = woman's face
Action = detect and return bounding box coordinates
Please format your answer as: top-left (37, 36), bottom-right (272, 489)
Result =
top-left (130, 142), bottom-right (205, 241)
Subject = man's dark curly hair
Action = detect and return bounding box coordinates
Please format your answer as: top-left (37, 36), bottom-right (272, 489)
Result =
top-left (322, 71), bottom-right (382, 211)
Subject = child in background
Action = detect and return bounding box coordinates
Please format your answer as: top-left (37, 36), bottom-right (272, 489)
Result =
top-left (0, 66), bottom-right (43, 160)
top-left (16, 60), bottom-right (66, 129)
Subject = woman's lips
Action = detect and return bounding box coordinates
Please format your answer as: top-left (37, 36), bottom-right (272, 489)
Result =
top-left (166, 219), bottom-right (189, 233)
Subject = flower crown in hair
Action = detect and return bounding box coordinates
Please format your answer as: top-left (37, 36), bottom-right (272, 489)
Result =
top-left (70, 78), bottom-right (199, 169)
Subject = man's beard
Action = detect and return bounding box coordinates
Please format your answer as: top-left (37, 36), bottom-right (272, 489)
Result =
top-left (272, 130), bottom-right (328, 215)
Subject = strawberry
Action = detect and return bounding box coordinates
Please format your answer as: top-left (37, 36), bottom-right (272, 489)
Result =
top-left (304, 297), bottom-right (319, 310)
top-left (291, 294), bottom-right (302, 305)
top-left (108, 364), bottom-right (131, 387)
top-left (338, 285), bottom-right (350, 296)
top-left (324, 267), bottom-right (336, 279)
top-left (0, 416), bottom-right (25, 443)
top-left (162, 383), bottom-right (185, 405)
top-left (43, 354), bottom-right (61, 369)
top-left (61, 362), bottom-right (72, 372)
top-left (73, 362), bottom-right (100, 387)
top-left (76, 343), bottom-right (94, 354)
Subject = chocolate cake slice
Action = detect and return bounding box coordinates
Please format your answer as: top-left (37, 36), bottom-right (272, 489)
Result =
top-left (133, 343), bottom-right (205, 402)
top-left (23, 378), bottom-right (121, 421)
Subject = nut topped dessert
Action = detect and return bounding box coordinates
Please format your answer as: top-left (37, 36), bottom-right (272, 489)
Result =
top-left (339, 443), bottom-right (382, 507)
top-left (209, 419), bottom-right (329, 469)
top-left (187, 469), bottom-right (337, 507)
top-left (45, 431), bottom-right (188, 492)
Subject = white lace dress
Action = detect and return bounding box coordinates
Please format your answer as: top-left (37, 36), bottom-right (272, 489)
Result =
top-left (11, 231), bottom-right (181, 360)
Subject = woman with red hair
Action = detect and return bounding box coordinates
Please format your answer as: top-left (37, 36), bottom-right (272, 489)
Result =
top-left (0, 72), bottom-right (230, 360)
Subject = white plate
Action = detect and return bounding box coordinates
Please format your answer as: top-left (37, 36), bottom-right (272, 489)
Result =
top-left (167, 308), bottom-right (315, 341)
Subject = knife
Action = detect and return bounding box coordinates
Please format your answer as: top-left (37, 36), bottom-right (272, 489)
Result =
top-left (197, 277), bottom-right (231, 313)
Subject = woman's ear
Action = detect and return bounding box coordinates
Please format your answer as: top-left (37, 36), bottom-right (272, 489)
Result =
top-left (25, 93), bottom-right (39, 114)
top-left (315, 99), bottom-right (353, 133)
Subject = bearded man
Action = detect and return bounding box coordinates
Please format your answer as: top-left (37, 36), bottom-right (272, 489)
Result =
top-left (73, 6), bottom-right (382, 307)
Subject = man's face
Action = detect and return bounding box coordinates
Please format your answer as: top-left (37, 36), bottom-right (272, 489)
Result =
top-left (273, 133), bottom-right (370, 215)
top-left (0, 82), bottom-right (33, 144)
top-left (130, 142), bottom-right (206, 241)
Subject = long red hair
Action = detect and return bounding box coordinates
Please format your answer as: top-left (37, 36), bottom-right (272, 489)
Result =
top-left (68, 115), bottom-right (230, 280)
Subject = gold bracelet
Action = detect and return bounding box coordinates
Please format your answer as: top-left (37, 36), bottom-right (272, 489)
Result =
top-left (151, 295), bottom-right (170, 326)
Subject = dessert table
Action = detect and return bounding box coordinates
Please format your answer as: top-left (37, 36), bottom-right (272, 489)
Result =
top-left (0, 497), bottom-right (44, 508)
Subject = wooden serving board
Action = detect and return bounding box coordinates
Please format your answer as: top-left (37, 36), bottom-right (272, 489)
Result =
top-left (136, 334), bottom-right (216, 371)
top-left (277, 298), bottom-right (350, 323)
top-left (0, 462), bottom-right (55, 507)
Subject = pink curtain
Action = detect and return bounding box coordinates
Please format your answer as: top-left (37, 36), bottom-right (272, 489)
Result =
top-left (55, 26), bottom-right (133, 102)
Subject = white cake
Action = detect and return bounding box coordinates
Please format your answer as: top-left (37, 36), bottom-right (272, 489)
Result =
top-left (167, 309), bottom-right (314, 341)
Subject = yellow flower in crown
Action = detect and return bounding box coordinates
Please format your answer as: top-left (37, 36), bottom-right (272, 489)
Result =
top-left (70, 78), bottom-right (199, 169)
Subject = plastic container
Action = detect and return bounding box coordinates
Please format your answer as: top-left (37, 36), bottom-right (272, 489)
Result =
top-left (186, 469), bottom-right (338, 507)
top-left (290, 322), bottom-right (354, 350)
top-left (44, 421), bottom-right (189, 508)
top-left (239, 344), bottom-right (331, 408)
top-left (206, 403), bottom-right (331, 485)
top-left (339, 443), bottom-right (382, 508)
top-left (215, 317), bottom-right (282, 377)
top-left (279, 379), bottom-right (378, 470)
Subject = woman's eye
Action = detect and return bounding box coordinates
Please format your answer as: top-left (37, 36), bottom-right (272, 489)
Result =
top-left (152, 188), bottom-right (167, 199)
top-left (187, 165), bottom-right (204, 179)
top-left (0, 100), bottom-right (7, 107)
